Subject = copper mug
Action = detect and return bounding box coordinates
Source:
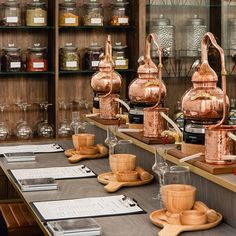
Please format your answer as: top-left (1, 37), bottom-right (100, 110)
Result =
top-left (99, 94), bottom-right (119, 120)
top-left (143, 107), bottom-right (169, 138)
top-left (205, 125), bottom-right (236, 164)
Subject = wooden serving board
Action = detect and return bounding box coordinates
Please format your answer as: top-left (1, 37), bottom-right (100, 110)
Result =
top-left (68, 153), bottom-right (108, 163)
top-left (89, 116), bottom-right (126, 125)
top-left (150, 209), bottom-right (222, 236)
top-left (167, 148), bottom-right (236, 175)
top-left (124, 131), bottom-right (175, 144)
top-left (97, 172), bottom-right (153, 192)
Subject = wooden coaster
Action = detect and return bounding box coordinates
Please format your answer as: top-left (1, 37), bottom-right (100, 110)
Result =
top-left (97, 171), bottom-right (153, 192)
top-left (167, 148), bottom-right (236, 175)
top-left (150, 209), bottom-right (222, 236)
top-left (124, 131), bottom-right (175, 144)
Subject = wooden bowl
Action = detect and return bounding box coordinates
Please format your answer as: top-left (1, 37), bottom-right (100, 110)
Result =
top-left (79, 146), bottom-right (99, 155)
top-left (116, 171), bottom-right (139, 182)
top-left (109, 154), bottom-right (136, 174)
top-left (160, 184), bottom-right (196, 214)
top-left (180, 210), bottom-right (207, 225)
top-left (72, 133), bottom-right (95, 150)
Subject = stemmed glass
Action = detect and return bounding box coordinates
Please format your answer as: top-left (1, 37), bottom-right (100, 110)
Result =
top-left (152, 147), bottom-right (169, 200)
top-left (38, 102), bottom-right (54, 138)
top-left (105, 125), bottom-right (132, 155)
top-left (0, 104), bottom-right (9, 141)
top-left (15, 102), bottom-right (32, 140)
top-left (58, 101), bottom-right (72, 137)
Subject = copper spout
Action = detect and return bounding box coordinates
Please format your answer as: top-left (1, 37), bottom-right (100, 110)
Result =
top-left (201, 32), bottom-right (227, 128)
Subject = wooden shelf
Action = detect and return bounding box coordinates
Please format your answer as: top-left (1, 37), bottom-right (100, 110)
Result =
top-left (59, 69), bottom-right (135, 75)
top-left (0, 71), bottom-right (54, 76)
top-left (59, 25), bottom-right (135, 31)
top-left (0, 26), bottom-right (54, 30)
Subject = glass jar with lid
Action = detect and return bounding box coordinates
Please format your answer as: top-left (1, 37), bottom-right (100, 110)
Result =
top-left (228, 18), bottom-right (236, 55)
top-left (151, 14), bottom-right (175, 57)
top-left (84, 43), bottom-right (103, 70)
top-left (1, 44), bottom-right (22, 72)
top-left (1, 0), bottom-right (21, 26)
top-left (83, 0), bottom-right (103, 26)
top-left (60, 43), bottom-right (80, 71)
top-left (112, 42), bottom-right (128, 69)
top-left (185, 14), bottom-right (207, 57)
top-left (59, 0), bottom-right (79, 26)
top-left (26, 0), bottom-right (47, 27)
top-left (26, 43), bottom-right (48, 72)
top-left (110, 0), bottom-right (129, 26)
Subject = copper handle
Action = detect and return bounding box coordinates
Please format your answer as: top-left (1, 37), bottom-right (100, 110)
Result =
top-left (201, 32), bottom-right (227, 128)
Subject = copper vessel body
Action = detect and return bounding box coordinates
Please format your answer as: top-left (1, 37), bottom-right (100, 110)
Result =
top-left (99, 94), bottom-right (119, 120)
top-left (128, 33), bottom-right (166, 104)
top-left (91, 71), bottom-right (122, 94)
top-left (143, 107), bottom-right (169, 138)
top-left (205, 126), bottom-right (236, 164)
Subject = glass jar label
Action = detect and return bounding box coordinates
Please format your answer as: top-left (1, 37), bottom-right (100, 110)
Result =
top-left (33, 62), bottom-right (44, 68)
top-left (65, 18), bottom-right (76, 24)
top-left (91, 61), bottom-right (99, 67)
top-left (118, 18), bottom-right (128, 24)
top-left (6, 17), bottom-right (18, 23)
top-left (66, 61), bottom-right (77, 67)
top-left (91, 18), bottom-right (102, 24)
top-left (10, 62), bottom-right (21, 68)
top-left (34, 17), bottom-right (45, 24)
top-left (115, 59), bottom-right (126, 66)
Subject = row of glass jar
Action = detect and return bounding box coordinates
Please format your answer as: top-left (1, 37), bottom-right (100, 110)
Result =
top-left (0, 0), bottom-right (47, 27)
top-left (0, 44), bottom-right (48, 72)
top-left (59, 0), bottom-right (130, 27)
top-left (60, 42), bottom-right (129, 71)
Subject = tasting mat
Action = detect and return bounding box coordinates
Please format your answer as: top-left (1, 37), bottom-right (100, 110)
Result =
top-left (124, 131), bottom-right (175, 144)
top-left (89, 116), bottom-right (126, 125)
top-left (167, 148), bottom-right (236, 175)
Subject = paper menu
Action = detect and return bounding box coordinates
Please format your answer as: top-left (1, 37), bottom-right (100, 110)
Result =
top-left (32, 195), bottom-right (144, 221)
top-left (0, 143), bottom-right (63, 154)
top-left (10, 165), bottom-right (95, 180)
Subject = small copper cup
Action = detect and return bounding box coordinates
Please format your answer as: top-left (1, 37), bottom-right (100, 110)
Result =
top-left (143, 107), bottom-right (169, 138)
top-left (99, 94), bottom-right (119, 119)
top-left (205, 125), bottom-right (236, 164)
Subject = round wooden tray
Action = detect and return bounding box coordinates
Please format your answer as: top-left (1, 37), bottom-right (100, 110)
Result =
top-left (149, 209), bottom-right (222, 236)
top-left (98, 171), bottom-right (153, 192)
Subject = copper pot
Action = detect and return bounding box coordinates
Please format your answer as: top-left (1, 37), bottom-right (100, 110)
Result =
top-left (91, 35), bottom-right (122, 94)
top-left (181, 33), bottom-right (229, 121)
top-left (128, 33), bottom-right (166, 103)
top-left (99, 94), bottom-right (119, 120)
top-left (205, 126), bottom-right (236, 164)
top-left (143, 107), bottom-right (169, 137)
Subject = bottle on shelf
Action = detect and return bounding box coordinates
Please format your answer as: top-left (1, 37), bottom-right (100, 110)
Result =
top-left (1, 0), bottom-right (21, 26)
top-left (83, 0), bottom-right (103, 26)
top-left (112, 42), bottom-right (128, 70)
top-left (59, 0), bottom-right (79, 27)
top-left (228, 98), bottom-right (236, 125)
top-left (1, 44), bottom-right (22, 72)
top-left (26, 43), bottom-right (48, 72)
top-left (26, 0), bottom-right (47, 27)
top-left (60, 43), bottom-right (80, 71)
top-left (110, 0), bottom-right (130, 26)
top-left (173, 101), bottom-right (184, 129)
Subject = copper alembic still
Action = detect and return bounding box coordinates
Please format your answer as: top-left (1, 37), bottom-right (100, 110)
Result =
top-left (181, 32), bottom-right (236, 164)
top-left (128, 33), bottom-right (167, 129)
top-left (91, 35), bottom-right (122, 120)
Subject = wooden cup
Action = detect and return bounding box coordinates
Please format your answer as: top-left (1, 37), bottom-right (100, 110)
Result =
top-left (160, 184), bottom-right (196, 214)
top-left (72, 133), bottom-right (95, 151)
top-left (109, 154), bottom-right (136, 174)
top-left (116, 171), bottom-right (139, 182)
top-left (180, 210), bottom-right (207, 225)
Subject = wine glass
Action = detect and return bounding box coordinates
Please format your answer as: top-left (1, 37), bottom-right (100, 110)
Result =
top-left (16, 102), bottom-right (32, 140)
top-left (152, 147), bottom-right (169, 200)
top-left (58, 101), bottom-right (72, 137)
top-left (38, 102), bottom-right (54, 138)
top-left (0, 104), bottom-right (9, 141)
top-left (105, 125), bottom-right (132, 155)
